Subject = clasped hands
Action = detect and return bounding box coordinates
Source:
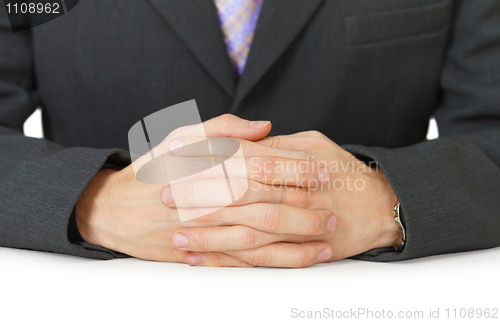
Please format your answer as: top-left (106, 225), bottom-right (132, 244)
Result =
top-left (76, 114), bottom-right (402, 268)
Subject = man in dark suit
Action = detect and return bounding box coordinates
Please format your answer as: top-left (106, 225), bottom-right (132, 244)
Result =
top-left (0, 0), bottom-right (499, 267)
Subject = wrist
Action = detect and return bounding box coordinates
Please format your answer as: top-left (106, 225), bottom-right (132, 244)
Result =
top-left (378, 204), bottom-right (404, 249)
top-left (370, 170), bottom-right (403, 250)
top-left (75, 169), bottom-right (119, 248)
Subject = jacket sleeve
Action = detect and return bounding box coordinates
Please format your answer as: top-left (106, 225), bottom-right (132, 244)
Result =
top-left (0, 5), bottom-right (129, 259)
top-left (345, 0), bottom-right (500, 262)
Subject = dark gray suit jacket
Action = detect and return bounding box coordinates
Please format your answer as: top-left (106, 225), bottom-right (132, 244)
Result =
top-left (1, 0), bottom-right (499, 261)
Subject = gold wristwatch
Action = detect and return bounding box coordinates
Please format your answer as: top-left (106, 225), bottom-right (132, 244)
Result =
top-left (393, 203), bottom-right (406, 251)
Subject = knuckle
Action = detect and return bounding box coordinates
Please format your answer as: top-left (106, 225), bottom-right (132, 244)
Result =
top-left (218, 113), bottom-right (236, 128)
top-left (302, 151), bottom-right (315, 160)
top-left (248, 157), bottom-right (263, 181)
top-left (260, 206), bottom-right (282, 231)
top-left (288, 188), bottom-right (309, 207)
top-left (240, 227), bottom-right (257, 248)
top-left (306, 130), bottom-right (325, 138)
top-left (197, 232), bottom-right (211, 251)
top-left (250, 250), bottom-right (269, 266)
top-left (259, 159), bottom-right (275, 181)
top-left (295, 250), bottom-right (313, 268)
top-left (307, 213), bottom-right (322, 235)
top-left (261, 136), bottom-right (281, 148)
top-left (298, 162), bottom-right (310, 186)
top-left (272, 136), bottom-right (282, 148)
top-left (259, 137), bottom-right (274, 147)
top-left (168, 127), bottom-right (185, 140)
top-left (211, 254), bottom-right (226, 267)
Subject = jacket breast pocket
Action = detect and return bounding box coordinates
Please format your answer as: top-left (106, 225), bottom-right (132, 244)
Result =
top-left (345, 0), bottom-right (452, 47)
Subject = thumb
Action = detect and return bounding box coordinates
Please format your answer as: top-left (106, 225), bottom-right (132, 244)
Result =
top-left (202, 114), bottom-right (271, 141)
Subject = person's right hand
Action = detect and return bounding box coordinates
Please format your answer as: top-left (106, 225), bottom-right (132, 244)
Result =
top-left (75, 114), bottom-right (334, 266)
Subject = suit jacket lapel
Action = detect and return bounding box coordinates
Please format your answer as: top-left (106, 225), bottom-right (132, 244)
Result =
top-left (148, 0), bottom-right (236, 96)
top-left (232, 0), bottom-right (325, 110)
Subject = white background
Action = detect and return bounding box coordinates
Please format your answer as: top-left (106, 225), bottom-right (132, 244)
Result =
top-left (2, 110), bottom-right (496, 322)
top-left (2, 246), bottom-right (499, 322)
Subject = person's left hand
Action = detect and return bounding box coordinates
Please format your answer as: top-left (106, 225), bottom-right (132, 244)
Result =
top-left (165, 130), bottom-right (403, 268)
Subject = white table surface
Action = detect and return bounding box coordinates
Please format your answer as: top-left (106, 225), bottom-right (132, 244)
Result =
top-left (1, 246), bottom-right (499, 322)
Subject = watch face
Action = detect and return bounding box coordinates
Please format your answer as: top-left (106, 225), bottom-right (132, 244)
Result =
top-left (393, 203), bottom-right (405, 249)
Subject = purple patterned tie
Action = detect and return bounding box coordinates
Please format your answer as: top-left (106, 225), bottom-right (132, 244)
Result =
top-left (214, 0), bottom-right (264, 77)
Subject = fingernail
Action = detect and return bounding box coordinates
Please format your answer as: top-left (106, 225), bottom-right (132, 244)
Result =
top-left (327, 215), bottom-right (338, 233)
top-left (161, 187), bottom-right (174, 205)
top-left (169, 138), bottom-right (184, 152)
top-left (250, 121), bottom-right (270, 128)
top-left (319, 166), bottom-right (331, 184)
top-left (317, 247), bottom-right (333, 262)
top-left (172, 233), bottom-right (188, 248)
top-left (187, 254), bottom-right (203, 266)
